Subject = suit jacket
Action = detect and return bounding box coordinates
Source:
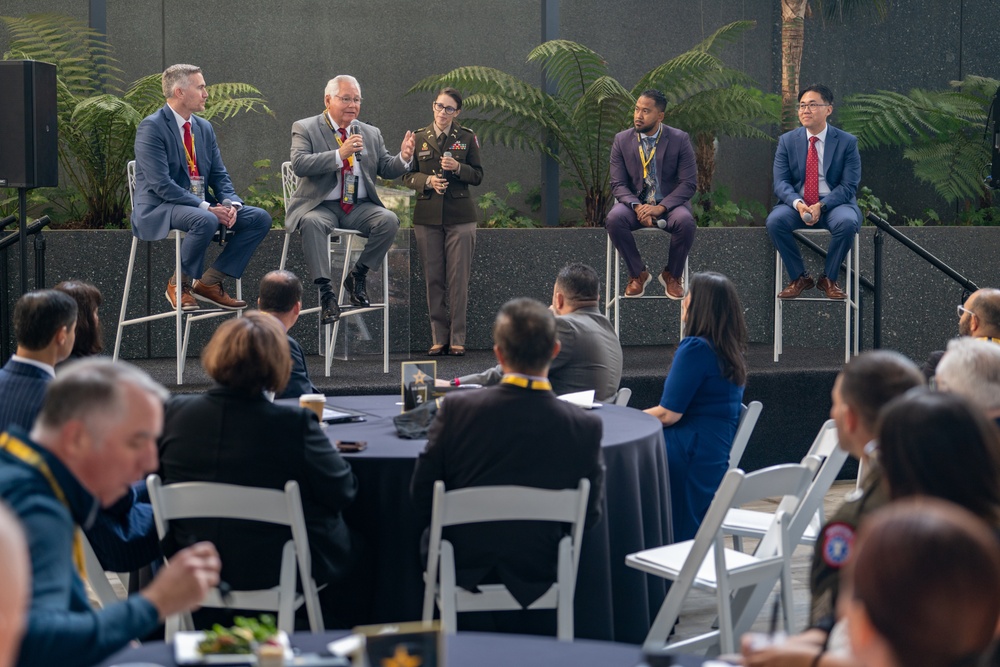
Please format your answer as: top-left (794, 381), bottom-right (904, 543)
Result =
top-left (772, 124), bottom-right (861, 215)
top-left (410, 383), bottom-right (605, 607)
top-left (458, 307), bottom-right (624, 401)
top-left (277, 334), bottom-right (319, 400)
top-left (610, 124), bottom-right (697, 212)
top-left (158, 388), bottom-right (359, 590)
top-left (401, 122), bottom-right (483, 226)
top-left (131, 104), bottom-right (241, 240)
top-left (0, 358), bottom-right (50, 433)
top-left (285, 113), bottom-right (409, 233)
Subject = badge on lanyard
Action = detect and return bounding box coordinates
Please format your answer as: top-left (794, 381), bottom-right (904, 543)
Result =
top-left (342, 173), bottom-right (357, 206)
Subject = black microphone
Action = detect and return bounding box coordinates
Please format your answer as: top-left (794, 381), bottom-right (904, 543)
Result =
top-left (349, 120), bottom-right (363, 158)
top-left (219, 199), bottom-right (233, 246)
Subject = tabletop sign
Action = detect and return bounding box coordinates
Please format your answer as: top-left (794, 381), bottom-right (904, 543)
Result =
top-left (401, 361), bottom-right (437, 412)
top-left (354, 621), bottom-right (443, 667)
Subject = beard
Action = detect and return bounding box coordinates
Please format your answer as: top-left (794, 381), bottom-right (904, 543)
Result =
top-left (959, 317), bottom-right (972, 337)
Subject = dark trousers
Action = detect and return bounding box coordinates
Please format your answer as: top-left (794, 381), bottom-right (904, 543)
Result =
top-left (605, 202), bottom-right (695, 279)
top-left (766, 203), bottom-right (860, 282)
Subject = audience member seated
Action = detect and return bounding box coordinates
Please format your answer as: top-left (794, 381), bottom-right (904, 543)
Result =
top-left (934, 337), bottom-right (1000, 428)
top-left (454, 263), bottom-right (623, 401)
top-left (742, 350), bottom-right (924, 667)
top-left (643, 271), bottom-right (748, 541)
top-left (54, 280), bottom-right (104, 362)
top-left (157, 312), bottom-right (363, 627)
top-left (0, 359), bottom-right (220, 667)
top-left (844, 499), bottom-right (1000, 667)
top-left (0, 290), bottom-right (77, 433)
top-left (923, 287), bottom-right (1000, 378)
top-left (0, 502), bottom-right (29, 667)
top-left (257, 270), bottom-right (320, 399)
top-left (410, 297), bottom-right (605, 636)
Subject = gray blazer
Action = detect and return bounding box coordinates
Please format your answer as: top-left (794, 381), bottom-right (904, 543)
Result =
top-left (285, 113), bottom-right (409, 233)
top-left (459, 306), bottom-right (624, 402)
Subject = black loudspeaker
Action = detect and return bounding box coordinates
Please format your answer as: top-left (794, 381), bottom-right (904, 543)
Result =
top-left (0, 60), bottom-right (58, 189)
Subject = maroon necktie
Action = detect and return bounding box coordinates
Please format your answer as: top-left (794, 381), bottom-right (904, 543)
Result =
top-left (338, 128), bottom-right (354, 214)
top-left (804, 136), bottom-right (819, 206)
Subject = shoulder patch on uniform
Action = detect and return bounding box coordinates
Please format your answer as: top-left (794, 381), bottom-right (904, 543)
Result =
top-left (821, 521), bottom-right (855, 569)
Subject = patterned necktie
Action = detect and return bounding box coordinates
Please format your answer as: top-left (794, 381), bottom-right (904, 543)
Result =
top-left (338, 128), bottom-right (354, 214)
top-left (183, 121), bottom-right (199, 177)
top-left (804, 135), bottom-right (819, 206)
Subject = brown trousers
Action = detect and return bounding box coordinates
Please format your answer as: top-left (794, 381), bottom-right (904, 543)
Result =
top-left (414, 222), bottom-right (476, 347)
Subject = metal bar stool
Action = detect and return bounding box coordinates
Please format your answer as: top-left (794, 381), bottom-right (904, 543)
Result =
top-left (773, 229), bottom-right (860, 363)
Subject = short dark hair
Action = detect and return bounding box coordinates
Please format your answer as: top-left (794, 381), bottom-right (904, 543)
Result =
top-left (437, 87), bottom-right (463, 110)
top-left (798, 83), bottom-right (834, 105)
top-left (684, 272), bottom-right (748, 386)
top-left (638, 89), bottom-right (667, 112)
top-left (493, 298), bottom-right (557, 375)
top-left (201, 312), bottom-right (291, 395)
top-left (838, 350), bottom-right (924, 430)
top-left (258, 270), bottom-right (303, 314)
top-left (555, 263), bottom-right (599, 303)
top-left (13, 290), bottom-right (77, 351)
top-left (54, 280), bottom-right (103, 357)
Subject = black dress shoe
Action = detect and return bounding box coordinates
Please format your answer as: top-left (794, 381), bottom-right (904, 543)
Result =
top-left (321, 291), bottom-right (341, 324)
top-left (344, 272), bottom-right (370, 307)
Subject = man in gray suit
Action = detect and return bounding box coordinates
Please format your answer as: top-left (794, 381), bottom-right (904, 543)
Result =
top-left (453, 264), bottom-right (624, 401)
top-left (286, 75), bottom-right (415, 324)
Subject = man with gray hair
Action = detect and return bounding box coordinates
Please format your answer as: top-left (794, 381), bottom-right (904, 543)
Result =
top-left (0, 359), bottom-right (221, 667)
top-left (286, 75), bottom-right (416, 324)
top-left (132, 63), bottom-right (271, 312)
top-left (935, 337), bottom-right (1000, 427)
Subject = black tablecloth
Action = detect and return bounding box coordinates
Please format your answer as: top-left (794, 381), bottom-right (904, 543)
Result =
top-left (307, 395), bottom-right (671, 644)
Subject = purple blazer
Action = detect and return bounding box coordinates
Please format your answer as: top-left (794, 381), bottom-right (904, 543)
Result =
top-left (610, 124), bottom-right (697, 212)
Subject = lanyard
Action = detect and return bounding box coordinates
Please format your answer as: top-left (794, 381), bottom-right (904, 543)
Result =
top-left (637, 132), bottom-right (658, 179)
top-left (322, 112), bottom-right (354, 170)
top-left (183, 124), bottom-right (198, 177)
top-left (500, 375), bottom-right (553, 391)
top-left (0, 432), bottom-right (87, 580)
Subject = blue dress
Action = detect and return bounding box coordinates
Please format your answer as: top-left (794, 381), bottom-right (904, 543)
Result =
top-left (659, 336), bottom-right (744, 541)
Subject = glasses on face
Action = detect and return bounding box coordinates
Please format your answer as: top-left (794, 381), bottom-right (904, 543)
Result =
top-left (433, 102), bottom-right (458, 115)
top-left (957, 304), bottom-right (976, 318)
top-left (798, 102), bottom-right (830, 111)
top-left (334, 95), bottom-right (362, 105)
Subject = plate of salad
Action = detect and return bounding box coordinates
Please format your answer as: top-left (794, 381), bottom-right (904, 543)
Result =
top-left (174, 615), bottom-right (291, 665)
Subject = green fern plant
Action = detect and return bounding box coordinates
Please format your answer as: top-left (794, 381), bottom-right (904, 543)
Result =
top-left (409, 21), bottom-right (775, 227)
top-left (1, 13), bottom-right (272, 229)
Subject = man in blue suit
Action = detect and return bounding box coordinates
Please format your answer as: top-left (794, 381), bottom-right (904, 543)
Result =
top-left (132, 64), bottom-right (271, 312)
top-left (0, 290), bottom-right (77, 433)
top-left (257, 270), bottom-right (321, 400)
top-left (767, 84), bottom-right (862, 300)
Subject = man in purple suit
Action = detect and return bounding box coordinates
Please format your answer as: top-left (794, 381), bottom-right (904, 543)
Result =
top-left (606, 89), bottom-right (697, 300)
top-left (767, 84), bottom-right (862, 300)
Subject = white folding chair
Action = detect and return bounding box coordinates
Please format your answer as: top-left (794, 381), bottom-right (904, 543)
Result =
top-left (611, 387), bottom-right (632, 406)
top-left (147, 474), bottom-right (324, 640)
top-left (422, 479), bottom-right (590, 641)
top-left (114, 160), bottom-right (241, 384)
top-left (279, 161), bottom-right (389, 374)
top-left (728, 401), bottom-right (763, 471)
top-left (627, 463), bottom-right (813, 655)
top-left (82, 536), bottom-right (127, 609)
top-left (605, 228), bottom-right (689, 338)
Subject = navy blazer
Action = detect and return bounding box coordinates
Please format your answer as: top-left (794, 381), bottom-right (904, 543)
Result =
top-left (277, 334), bottom-right (319, 400)
top-left (0, 359), bottom-right (50, 433)
top-left (609, 124), bottom-right (697, 213)
top-left (131, 104), bottom-right (241, 241)
top-left (773, 124), bottom-right (861, 213)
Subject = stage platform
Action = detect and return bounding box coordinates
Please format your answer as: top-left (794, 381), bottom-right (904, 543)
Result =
top-left (129, 342), bottom-right (853, 478)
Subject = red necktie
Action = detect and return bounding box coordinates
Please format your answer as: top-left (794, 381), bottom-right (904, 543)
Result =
top-left (183, 121), bottom-right (199, 178)
top-left (338, 128), bottom-right (354, 214)
top-left (804, 135), bottom-right (819, 206)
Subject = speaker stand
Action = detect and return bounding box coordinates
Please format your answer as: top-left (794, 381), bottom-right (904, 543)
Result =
top-left (17, 187), bottom-right (29, 295)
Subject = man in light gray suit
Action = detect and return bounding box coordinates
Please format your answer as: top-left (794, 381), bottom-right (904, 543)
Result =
top-left (452, 264), bottom-right (624, 401)
top-left (286, 75), bottom-right (415, 324)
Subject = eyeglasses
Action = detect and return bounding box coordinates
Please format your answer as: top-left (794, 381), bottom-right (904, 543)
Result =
top-left (433, 102), bottom-right (458, 115)
top-left (957, 304), bottom-right (977, 318)
top-left (798, 103), bottom-right (830, 111)
top-left (334, 95), bottom-right (362, 105)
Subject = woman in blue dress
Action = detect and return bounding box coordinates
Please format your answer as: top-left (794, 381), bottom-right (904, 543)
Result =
top-left (644, 271), bottom-right (748, 541)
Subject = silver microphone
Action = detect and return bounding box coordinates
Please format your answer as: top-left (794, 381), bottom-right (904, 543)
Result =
top-left (655, 218), bottom-right (667, 229)
top-left (802, 211), bottom-right (814, 224)
top-left (222, 198), bottom-right (233, 208)
top-left (349, 120), bottom-right (363, 158)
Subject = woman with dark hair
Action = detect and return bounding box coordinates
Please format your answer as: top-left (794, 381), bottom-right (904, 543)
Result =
top-left (54, 280), bottom-right (103, 359)
top-left (158, 312), bottom-right (363, 627)
top-left (644, 271), bottom-right (748, 540)
top-left (845, 498), bottom-right (1000, 667)
top-left (402, 87), bottom-right (483, 357)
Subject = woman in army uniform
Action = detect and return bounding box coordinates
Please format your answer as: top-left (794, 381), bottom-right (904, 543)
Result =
top-left (403, 88), bottom-right (483, 357)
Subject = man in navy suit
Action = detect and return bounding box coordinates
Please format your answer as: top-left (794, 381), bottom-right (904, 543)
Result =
top-left (767, 84), bottom-right (862, 300)
top-left (257, 270), bottom-right (321, 399)
top-left (0, 290), bottom-right (77, 433)
top-left (606, 89), bottom-right (697, 300)
top-left (132, 64), bottom-right (271, 312)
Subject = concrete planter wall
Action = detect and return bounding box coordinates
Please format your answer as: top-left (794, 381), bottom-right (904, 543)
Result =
top-left (3, 226), bottom-right (997, 365)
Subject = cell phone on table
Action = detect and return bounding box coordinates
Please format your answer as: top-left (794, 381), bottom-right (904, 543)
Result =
top-left (335, 440), bottom-right (367, 453)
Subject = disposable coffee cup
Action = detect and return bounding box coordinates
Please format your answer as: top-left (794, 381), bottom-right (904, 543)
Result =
top-left (299, 394), bottom-right (326, 421)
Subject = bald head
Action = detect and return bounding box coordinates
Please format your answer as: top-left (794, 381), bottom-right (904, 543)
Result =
top-left (959, 288), bottom-right (1000, 338)
top-left (0, 502), bottom-right (29, 667)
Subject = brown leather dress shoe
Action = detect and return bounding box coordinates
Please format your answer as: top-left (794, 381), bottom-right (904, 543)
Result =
top-left (777, 275), bottom-right (816, 299)
top-left (192, 280), bottom-right (247, 310)
top-left (165, 280), bottom-right (198, 311)
top-left (624, 270), bottom-right (652, 298)
top-left (659, 270), bottom-right (685, 300)
top-left (427, 344), bottom-right (448, 356)
top-left (817, 276), bottom-right (847, 300)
